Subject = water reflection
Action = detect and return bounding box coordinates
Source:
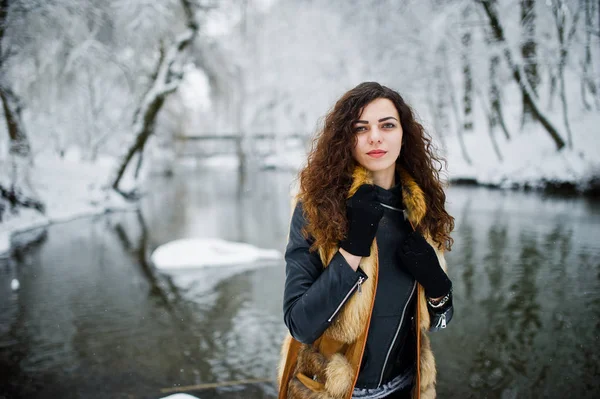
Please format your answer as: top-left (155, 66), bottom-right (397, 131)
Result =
top-left (0, 170), bottom-right (599, 399)
top-left (435, 187), bottom-right (600, 398)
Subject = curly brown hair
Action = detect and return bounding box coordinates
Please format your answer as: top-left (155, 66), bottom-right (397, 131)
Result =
top-left (298, 82), bottom-right (454, 251)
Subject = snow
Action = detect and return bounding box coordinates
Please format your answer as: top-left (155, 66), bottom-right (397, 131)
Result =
top-left (152, 238), bottom-right (282, 296)
top-left (261, 148), bottom-right (306, 171)
top-left (160, 395), bottom-right (199, 399)
top-left (195, 155), bottom-right (240, 169)
top-left (214, 0), bottom-right (600, 192)
top-left (0, 152), bottom-right (136, 257)
top-left (151, 238), bottom-right (281, 270)
top-left (2, 0), bottom-right (599, 259)
top-left (245, 76), bottom-right (600, 192)
top-left (443, 71), bottom-right (600, 190)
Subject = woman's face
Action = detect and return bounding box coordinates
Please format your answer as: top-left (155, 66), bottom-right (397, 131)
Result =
top-left (351, 98), bottom-right (403, 175)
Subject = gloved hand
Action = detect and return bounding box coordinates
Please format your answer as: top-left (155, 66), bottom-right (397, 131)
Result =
top-left (339, 184), bottom-right (384, 257)
top-left (397, 230), bottom-right (452, 298)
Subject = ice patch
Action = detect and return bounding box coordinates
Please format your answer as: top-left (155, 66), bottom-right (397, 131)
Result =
top-left (151, 238), bottom-right (281, 270)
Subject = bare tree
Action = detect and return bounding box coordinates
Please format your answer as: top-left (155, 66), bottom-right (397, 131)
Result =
top-left (581, 0), bottom-right (599, 110)
top-left (521, 0), bottom-right (539, 127)
top-left (0, 0), bottom-right (44, 216)
top-left (475, 86), bottom-right (503, 161)
top-left (440, 42), bottom-right (472, 165)
top-left (482, 0), bottom-right (511, 141)
top-left (477, 0), bottom-right (567, 150)
top-left (235, 0), bottom-right (249, 184)
top-left (111, 0), bottom-right (209, 195)
top-left (462, 4), bottom-right (474, 133)
top-left (427, 66), bottom-right (449, 153)
top-left (551, 0), bottom-right (581, 149)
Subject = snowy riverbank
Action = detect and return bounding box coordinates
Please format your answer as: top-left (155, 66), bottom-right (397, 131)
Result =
top-left (442, 107), bottom-right (600, 194)
top-left (0, 153), bottom-right (136, 257)
top-left (263, 107), bottom-right (600, 195)
top-left (2, 130), bottom-right (598, 258)
top-left (262, 144), bottom-right (600, 195)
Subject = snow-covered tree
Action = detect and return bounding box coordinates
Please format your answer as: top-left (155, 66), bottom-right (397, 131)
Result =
top-left (1, 0), bottom-right (45, 219)
top-left (521, 0), bottom-right (539, 126)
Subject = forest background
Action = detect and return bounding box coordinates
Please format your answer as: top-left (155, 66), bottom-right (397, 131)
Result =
top-left (1, 0), bottom-right (599, 254)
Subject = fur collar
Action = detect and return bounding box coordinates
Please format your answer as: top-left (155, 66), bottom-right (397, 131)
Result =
top-left (348, 165), bottom-right (427, 227)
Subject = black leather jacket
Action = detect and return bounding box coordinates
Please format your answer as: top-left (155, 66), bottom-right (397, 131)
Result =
top-left (283, 188), bottom-right (454, 389)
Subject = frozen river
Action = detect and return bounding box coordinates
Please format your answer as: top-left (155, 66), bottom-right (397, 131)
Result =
top-left (1, 164), bottom-right (599, 398)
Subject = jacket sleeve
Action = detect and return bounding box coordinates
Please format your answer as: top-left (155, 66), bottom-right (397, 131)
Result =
top-left (283, 201), bottom-right (367, 344)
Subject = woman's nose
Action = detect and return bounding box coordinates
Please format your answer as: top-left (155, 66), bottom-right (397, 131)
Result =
top-left (368, 127), bottom-right (382, 144)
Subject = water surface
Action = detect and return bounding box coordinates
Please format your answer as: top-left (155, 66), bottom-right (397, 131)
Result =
top-left (0, 165), bottom-right (598, 398)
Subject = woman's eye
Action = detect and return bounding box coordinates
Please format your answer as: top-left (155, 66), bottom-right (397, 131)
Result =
top-left (382, 123), bottom-right (396, 129)
top-left (353, 126), bottom-right (367, 133)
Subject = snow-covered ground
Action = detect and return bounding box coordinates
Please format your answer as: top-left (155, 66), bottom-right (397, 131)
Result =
top-left (0, 151), bottom-right (136, 257)
top-left (441, 77), bottom-right (600, 191)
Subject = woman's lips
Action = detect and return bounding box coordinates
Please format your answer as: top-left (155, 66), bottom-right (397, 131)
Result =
top-left (367, 150), bottom-right (387, 159)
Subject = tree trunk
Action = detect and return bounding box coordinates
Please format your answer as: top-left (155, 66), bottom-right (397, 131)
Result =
top-left (581, 0), bottom-right (599, 110)
top-left (434, 51), bottom-right (451, 144)
top-left (462, 5), bottom-right (474, 132)
top-left (111, 1), bottom-right (198, 194)
top-left (552, 0), bottom-right (580, 149)
top-left (484, 0), bottom-right (511, 141)
top-left (441, 43), bottom-right (472, 165)
top-left (558, 67), bottom-right (573, 148)
top-left (0, 0), bottom-right (44, 215)
top-left (489, 54), bottom-right (511, 141)
top-left (426, 76), bottom-right (447, 152)
top-left (475, 85), bottom-right (503, 162)
top-left (0, 86), bottom-right (45, 216)
top-left (548, 65), bottom-right (557, 110)
top-left (236, 0), bottom-right (250, 192)
top-left (111, 83), bottom-right (172, 193)
top-left (477, 0), bottom-right (567, 151)
top-left (481, 10), bottom-right (506, 162)
top-left (520, 0), bottom-right (539, 127)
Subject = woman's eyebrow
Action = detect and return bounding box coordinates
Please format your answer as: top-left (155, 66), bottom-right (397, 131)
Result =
top-left (354, 116), bottom-right (399, 124)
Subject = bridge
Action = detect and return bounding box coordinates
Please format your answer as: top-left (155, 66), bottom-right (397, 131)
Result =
top-left (174, 133), bottom-right (312, 159)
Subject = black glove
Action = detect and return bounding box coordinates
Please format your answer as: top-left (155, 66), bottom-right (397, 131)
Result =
top-left (397, 231), bottom-right (452, 298)
top-left (339, 184), bottom-right (384, 257)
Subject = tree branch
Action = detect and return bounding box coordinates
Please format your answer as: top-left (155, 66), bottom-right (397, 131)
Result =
top-left (111, 5), bottom-right (200, 194)
top-left (476, 0), bottom-right (567, 151)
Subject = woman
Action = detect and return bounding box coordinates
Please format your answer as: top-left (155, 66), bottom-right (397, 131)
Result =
top-left (277, 82), bottom-right (455, 399)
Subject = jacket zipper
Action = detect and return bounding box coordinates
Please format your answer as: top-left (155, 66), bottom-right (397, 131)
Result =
top-left (435, 312), bottom-right (447, 329)
top-left (327, 276), bottom-right (365, 323)
top-left (377, 281), bottom-right (417, 387)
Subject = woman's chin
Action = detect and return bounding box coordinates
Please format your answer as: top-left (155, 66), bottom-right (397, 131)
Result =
top-left (360, 161), bottom-right (395, 174)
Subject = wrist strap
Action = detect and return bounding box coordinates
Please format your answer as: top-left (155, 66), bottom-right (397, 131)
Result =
top-left (427, 289), bottom-right (451, 308)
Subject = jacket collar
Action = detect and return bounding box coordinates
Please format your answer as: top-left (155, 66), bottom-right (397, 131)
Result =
top-left (348, 165), bottom-right (427, 227)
